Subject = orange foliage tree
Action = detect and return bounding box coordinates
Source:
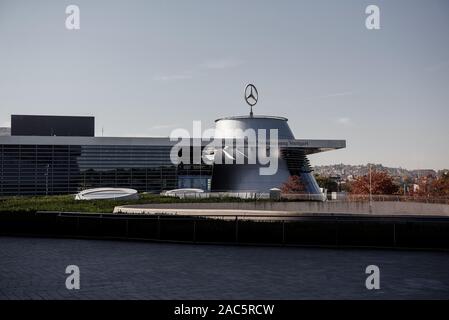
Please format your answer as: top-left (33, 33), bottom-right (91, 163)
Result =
top-left (433, 173), bottom-right (449, 196)
top-left (413, 172), bottom-right (449, 197)
top-left (349, 170), bottom-right (399, 195)
top-left (281, 175), bottom-right (306, 193)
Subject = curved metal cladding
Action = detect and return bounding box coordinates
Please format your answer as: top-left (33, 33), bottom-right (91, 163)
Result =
top-left (210, 116), bottom-right (322, 194)
top-left (214, 116), bottom-right (294, 140)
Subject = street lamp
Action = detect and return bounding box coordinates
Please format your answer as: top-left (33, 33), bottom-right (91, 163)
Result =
top-left (369, 163), bottom-right (372, 212)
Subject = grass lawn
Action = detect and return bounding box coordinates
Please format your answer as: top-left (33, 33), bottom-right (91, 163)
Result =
top-left (0, 193), bottom-right (260, 213)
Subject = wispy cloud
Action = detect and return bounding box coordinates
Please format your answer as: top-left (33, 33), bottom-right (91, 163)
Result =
top-left (152, 74), bottom-right (193, 82)
top-left (300, 91), bottom-right (354, 103)
top-left (201, 58), bottom-right (243, 70)
top-left (335, 117), bottom-right (353, 126)
top-left (153, 58), bottom-right (243, 82)
top-left (323, 91), bottom-right (353, 98)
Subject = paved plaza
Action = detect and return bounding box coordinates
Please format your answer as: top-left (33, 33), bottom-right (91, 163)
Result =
top-left (0, 236), bottom-right (448, 299)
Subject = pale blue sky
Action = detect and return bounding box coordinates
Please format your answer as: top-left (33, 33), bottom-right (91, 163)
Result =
top-left (0, 0), bottom-right (448, 169)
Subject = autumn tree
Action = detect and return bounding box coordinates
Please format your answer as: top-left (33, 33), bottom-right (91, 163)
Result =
top-left (349, 170), bottom-right (399, 195)
top-left (413, 172), bottom-right (449, 197)
top-left (432, 172), bottom-right (449, 196)
top-left (281, 175), bottom-right (306, 194)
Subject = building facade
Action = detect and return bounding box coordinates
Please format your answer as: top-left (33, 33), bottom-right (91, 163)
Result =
top-left (0, 114), bottom-right (345, 196)
top-left (0, 138), bottom-right (211, 196)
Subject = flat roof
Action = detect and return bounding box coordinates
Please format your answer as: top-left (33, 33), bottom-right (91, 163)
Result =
top-left (0, 136), bottom-right (345, 154)
top-left (215, 115), bottom-right (289, 122)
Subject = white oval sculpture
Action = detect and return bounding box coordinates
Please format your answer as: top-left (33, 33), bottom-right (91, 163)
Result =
top-left (162, 188), bottom-right (204, 196)
top-left (75, 188), bottom-right (139, 201)
top-left (161, 188), bottom-right (204, 198)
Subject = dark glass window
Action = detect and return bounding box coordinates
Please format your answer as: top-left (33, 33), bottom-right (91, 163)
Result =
top-left (0, 144), bottom-right (212, 196)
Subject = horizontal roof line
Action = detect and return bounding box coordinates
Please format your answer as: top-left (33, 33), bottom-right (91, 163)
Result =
top-left (0, 136), bottom-right (345, 154)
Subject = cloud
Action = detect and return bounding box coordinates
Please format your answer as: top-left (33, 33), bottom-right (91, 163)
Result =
top-left (323, 92), bottom-right (353, 98)
top-left (153, 58), bottom-right (243, 82)
top-left (201, 58), bottom-right (243, 70)
top-left (152, 74), bottom-right (193, 82)
top-left (335, 117), bottom-right (352, 126)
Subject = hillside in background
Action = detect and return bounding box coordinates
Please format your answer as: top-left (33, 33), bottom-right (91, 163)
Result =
top-left (313, 164), bottom-right (447, 181)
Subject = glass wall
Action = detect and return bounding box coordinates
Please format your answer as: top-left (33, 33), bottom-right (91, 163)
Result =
top-left (0, 144), bottom-right (212, 196)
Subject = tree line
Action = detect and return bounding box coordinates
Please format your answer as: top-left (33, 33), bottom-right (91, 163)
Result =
top-left (281, 170), bottom-right (449, 197)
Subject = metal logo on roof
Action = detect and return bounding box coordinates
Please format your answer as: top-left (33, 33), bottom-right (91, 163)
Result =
top-left (244, 84), bottom-right (258, 107)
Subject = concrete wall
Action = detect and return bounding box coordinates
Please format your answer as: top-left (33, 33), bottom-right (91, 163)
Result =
top-left (116, 201), bottom-right (449, 216)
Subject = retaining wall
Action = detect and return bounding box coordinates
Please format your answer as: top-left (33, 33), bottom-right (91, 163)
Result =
top-left (115, 201), bottom-right (449, 216)
top-left (1, 211), bottom-right (449, 249)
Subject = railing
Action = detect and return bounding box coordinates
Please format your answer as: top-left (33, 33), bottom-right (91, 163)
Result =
top-left (162, 191), bottom-right (326, 201)
top-left (163, 191), bottom-right (270, 200)
top-left (162, 191), bottom-right (449, 204)
top-left (342, 194), bottom-right (449, 205)
top-left (280, 193), bottom-right (326, 201)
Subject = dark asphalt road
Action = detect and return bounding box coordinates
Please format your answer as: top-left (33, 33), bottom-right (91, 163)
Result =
top-left (0, 236), bottom-right (448, 299)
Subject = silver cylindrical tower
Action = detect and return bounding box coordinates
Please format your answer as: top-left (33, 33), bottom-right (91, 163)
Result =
top-left (210, 115), bottom-right (322, 194)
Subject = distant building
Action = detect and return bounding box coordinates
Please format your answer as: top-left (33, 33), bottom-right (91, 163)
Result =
top-left (11, 114), bottom-right (94, 137)
top-left (0, 127), bottom-right (10, 136)
top-left (411, 169), bottom-right (437, 178)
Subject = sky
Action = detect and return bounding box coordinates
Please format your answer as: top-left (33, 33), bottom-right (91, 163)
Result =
top-left (0, 0), bottom-right (448, 170)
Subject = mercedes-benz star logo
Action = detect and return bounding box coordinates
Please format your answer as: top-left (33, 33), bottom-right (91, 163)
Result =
top-left (244, 84), bottom-right (258, 107)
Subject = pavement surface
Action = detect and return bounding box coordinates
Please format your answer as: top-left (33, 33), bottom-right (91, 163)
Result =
top-left (1, 236), bottom-right (449, 300)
